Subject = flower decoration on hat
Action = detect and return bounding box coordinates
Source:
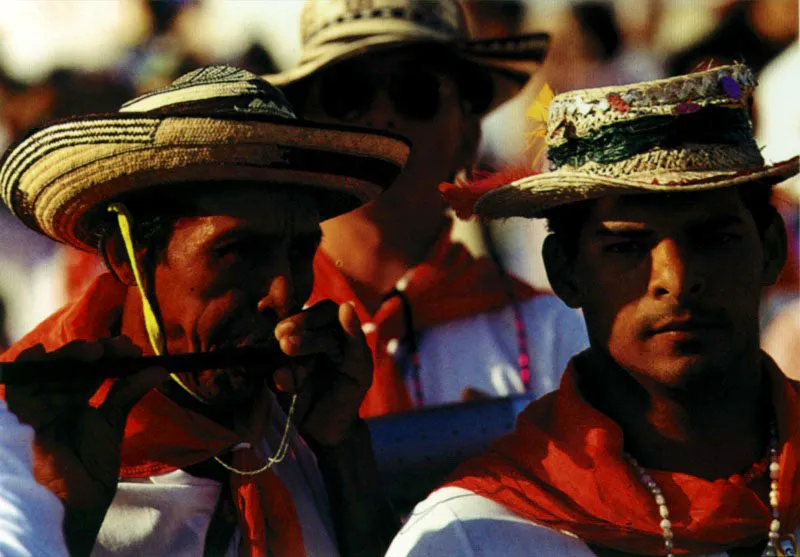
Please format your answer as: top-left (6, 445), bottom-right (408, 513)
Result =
top-left (439, 82), bottom-right (556, 219)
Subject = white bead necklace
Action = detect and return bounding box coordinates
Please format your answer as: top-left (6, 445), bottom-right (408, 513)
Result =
top-left (626, 423), bottom-right (780, 557)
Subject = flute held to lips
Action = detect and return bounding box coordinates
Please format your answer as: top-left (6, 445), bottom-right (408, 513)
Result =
top-left (0, 342), bottom-right (291, 385)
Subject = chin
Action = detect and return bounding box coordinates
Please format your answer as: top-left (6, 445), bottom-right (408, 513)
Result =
top-left (630, 343), bottom-right (739, 390)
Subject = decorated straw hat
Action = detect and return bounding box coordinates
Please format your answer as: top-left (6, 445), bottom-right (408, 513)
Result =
top-left (265, 0), bottom-right (549, 114)
top-left (0, 65), bottom-right (411, 252)
top-left (475, 64), bottom-right (800, 219)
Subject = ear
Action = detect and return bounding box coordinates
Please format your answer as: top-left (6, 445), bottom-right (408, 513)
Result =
top-left (101, 233), bottom-right (147, 287)
top-left (543, 235), bottom-right (583, 308)
top-left (760, 210), bottom-right (788, 287)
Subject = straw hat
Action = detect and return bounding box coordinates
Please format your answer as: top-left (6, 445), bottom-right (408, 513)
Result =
top-left (0, 65), bottom-right (411, 252)
top-left (265, 0), bottom-right (549, 114)
top-left (475, 64), bottom-right (800, 218)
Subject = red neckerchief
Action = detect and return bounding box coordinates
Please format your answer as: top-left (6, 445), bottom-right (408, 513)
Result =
top-left (445, 353), bottom-right (800, 555)
top-left (1, 274), bottom-right (306, 557)
top-left (308, 226), bottom-right (542, 418)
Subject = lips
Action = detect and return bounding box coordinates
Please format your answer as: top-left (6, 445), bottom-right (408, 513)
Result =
top-left (647, 315), bottom-right (728, 337)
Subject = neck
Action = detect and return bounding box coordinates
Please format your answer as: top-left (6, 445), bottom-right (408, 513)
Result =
top-left (320, 191), bottom-right (449, 313)
top-left (579, 348), bottom-right (771, 480)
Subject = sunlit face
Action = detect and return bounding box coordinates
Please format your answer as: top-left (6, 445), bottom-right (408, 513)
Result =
top-left (150, 188), bottom-right (321, 406)
top-left (300, 51), bottom-right (477, 197)
top-left (568, 188), bottom-right (780, 387)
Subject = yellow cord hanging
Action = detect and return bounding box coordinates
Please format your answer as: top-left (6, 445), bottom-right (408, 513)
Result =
top-left (107, 203), bottom-right (206, 404)
top-left (107, 202), bottom-right (299, 476)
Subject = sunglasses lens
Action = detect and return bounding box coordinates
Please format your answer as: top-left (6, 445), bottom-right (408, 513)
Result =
top-left (318, 63), bottom-right (373, 121)
top-left (389, 70), bottom-right (441, 120)
top-left (462, 69), bottom-right (494, 115)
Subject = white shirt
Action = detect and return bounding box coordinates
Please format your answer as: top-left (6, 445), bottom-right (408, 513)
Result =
top-left (401, 296), bottom-right (588, 406)
top-left (389, 487), bottom-right (800, 557)
top-left (92, 391), bottom-right (339, 556)
top-left (0, 399), bottom-right (68, 556)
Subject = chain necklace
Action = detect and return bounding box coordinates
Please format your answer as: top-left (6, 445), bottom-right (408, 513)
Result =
top-left (626, 422), bottom-right (781, 557)
top-left (213, 393), bottom-right (298, 476)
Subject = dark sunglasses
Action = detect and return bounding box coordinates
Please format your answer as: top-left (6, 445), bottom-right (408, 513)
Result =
top-left (317, 59), bottom-right (493, 122)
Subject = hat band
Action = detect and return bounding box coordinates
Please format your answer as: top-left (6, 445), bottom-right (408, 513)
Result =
top-left (302, 5), bottom-right (463, 47)
top-left (548, 107), bottom-right (757, 171)
top-left (557, 142), bottom-right (766, 183)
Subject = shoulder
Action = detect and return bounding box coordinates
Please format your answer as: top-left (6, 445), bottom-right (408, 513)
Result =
top-left (387, 487), bottom-right (594, 557)
top-left (517, 295), bottom-right (585, 330)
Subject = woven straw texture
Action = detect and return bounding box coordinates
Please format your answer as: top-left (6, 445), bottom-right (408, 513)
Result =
top-left (265, 0), bottom-right (549, 114)
top-left (474, 64), bottom-right (799, 219)
top-left (546, 64), bottom-right (756, 146)
top-left (0, 65), bottom-right (411, 251)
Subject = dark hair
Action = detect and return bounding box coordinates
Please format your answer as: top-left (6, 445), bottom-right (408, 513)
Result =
top-left (94, 189), bottom-right (189, 275)
top-left (543, 183), bottom-right (778, 256)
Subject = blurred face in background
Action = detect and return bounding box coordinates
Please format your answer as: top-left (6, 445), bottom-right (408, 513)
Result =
top-left (298, 49), bottom-right (485, 202)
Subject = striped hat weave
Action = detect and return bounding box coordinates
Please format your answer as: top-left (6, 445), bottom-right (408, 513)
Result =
top-left (265, 0), bottom-right (550, 115)
top-left (0, 65), bottom-right (411, 251)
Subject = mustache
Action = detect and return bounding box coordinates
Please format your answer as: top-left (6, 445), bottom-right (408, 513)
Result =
top-left (641, 304), bottom-right (731, 335)
top-left (207, 311), bottom-right (282, 352)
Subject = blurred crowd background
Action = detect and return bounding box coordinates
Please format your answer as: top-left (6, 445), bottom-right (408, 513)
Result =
top-left (0, 0), bottom-right (797, 365)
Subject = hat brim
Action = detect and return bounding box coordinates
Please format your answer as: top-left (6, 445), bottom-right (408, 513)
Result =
top-left (0, 112), bottom-right (410, 252)
top-left (265, 33), bottom-right (549, 115)
top-left (475, 157), bottom-right (800, 219)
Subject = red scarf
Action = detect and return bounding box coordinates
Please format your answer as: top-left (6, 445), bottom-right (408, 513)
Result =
top-left (1, 274), bottom-right (307, 557)
top-left (446, 354), bottom-right (800, 555)
top-left (309, 228), bottom-right (541, 418)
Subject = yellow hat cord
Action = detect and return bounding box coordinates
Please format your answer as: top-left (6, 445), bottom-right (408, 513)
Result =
top-left (107, 203), bottom-right (297, 475)
top-left (107, 203), bottom-right (206, 404)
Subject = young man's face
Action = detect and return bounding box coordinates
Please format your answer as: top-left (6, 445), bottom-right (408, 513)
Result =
top-left (561, 187), bottom-right (783, 387)
top-left (150, 188), bottom-right (322, 406)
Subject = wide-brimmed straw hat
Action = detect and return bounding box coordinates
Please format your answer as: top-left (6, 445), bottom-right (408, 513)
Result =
top-left (265, 0), bottom-right (550, 115)
top-left (475, 64), bottom-right (800, 218)
top-left (0, 65), bottom-right (411, 252)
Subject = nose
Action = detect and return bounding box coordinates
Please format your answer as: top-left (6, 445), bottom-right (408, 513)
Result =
top-left (257, 273), bottom-right (296, 320)
top-left (649, 238), bottom-right (706, 301)
top-left (358, 91), bottom-right (396, 130)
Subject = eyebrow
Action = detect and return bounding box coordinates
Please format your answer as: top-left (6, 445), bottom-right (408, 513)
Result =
top-left (594, 224), bottom-right (653, 238)
top-left (691, 214), bottom-right (746, 231)
top-left (209, 227), bottom-right (320, 249)
top-left (594, 214), bottom-right (747, 237)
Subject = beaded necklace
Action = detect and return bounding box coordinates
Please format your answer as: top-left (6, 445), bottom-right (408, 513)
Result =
top-left (626, 423), bottom-right (781, 557)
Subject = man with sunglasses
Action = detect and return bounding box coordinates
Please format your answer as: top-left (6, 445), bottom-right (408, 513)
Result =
top-left (268, 0), bottom-right (588, 417)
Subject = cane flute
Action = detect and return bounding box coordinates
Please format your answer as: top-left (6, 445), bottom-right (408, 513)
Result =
top-left (0, 341), bottom-right (291, 385)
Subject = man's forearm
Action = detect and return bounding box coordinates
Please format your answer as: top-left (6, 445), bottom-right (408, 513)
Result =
top-left (313, 419), bottom-right (398, 557)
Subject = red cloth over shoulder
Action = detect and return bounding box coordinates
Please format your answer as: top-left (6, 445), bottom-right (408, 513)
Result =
top-left (445, 353), bottom-right (800, 555)
top-left (309, 226), bottom-right (542, 417)
top-left (1, 273), bottom-right (307, 557)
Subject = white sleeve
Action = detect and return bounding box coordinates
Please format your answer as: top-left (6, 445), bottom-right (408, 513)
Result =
top-left (386, 489), bottom-right (478, 557)
top-left (0, 399), bottom-right (68, 556)
top-left (520, 296), bottom-right (589, 396)
top-left (387, 487), bottom-right (595, 557)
